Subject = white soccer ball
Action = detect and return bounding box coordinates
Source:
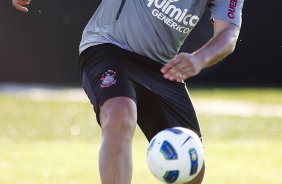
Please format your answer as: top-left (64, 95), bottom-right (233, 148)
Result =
top-left (146, 127), bottom-right (204, 184)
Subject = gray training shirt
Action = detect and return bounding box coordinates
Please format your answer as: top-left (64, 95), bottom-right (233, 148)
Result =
top-left (79, 0), bottom-right (244, 63)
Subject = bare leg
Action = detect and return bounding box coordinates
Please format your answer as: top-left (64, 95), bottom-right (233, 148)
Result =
top-left (98, 97), bottom-right (137, 184)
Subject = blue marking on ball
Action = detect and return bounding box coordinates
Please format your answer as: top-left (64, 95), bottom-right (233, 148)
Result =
top-left (189, 148), bottom-right (199, 176)
top-left (163, 170), bottom-right (179, 183)
top-left (160, 140), bottom-right (178, 160)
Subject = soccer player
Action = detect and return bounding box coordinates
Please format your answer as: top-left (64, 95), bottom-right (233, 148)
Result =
top-left (12, 0), bottom-right (244, 183)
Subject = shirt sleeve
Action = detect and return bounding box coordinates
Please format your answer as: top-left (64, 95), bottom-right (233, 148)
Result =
top-left (209, 0), bottom-right (244, 28)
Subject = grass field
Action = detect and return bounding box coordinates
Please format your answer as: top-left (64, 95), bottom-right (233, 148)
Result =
top-left (0, 85), bottom-right (282, 184)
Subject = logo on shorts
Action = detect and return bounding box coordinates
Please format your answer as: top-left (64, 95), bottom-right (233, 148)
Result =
top-left (100, 70), bottom-right (117, 88)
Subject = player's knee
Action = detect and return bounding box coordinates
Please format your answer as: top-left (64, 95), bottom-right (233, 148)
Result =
top-left (100, 97), bottom-right (137, 139)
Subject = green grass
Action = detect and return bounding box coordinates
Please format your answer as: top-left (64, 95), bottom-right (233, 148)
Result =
top-left (0, 87), bottom-right (282, 184)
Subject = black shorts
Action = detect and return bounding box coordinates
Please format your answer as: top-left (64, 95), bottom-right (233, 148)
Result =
top-left (79, 44), bottom-right (201, 141)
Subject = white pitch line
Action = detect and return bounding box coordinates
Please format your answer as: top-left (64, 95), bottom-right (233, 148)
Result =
top-left (0, 83), bottom-right (88, 102)
top-left (1, 84), bottom-right (282, 118)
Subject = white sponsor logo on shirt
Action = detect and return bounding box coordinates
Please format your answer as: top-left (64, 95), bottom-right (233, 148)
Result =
top-left (147, 0), bottom-right (200, 34)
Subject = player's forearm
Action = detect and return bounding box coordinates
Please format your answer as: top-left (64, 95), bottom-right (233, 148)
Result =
top-left (192, 27), bottom-right (240, 68)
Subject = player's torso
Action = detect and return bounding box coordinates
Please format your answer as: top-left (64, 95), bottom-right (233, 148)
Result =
top-left (81, 0), bottom-right (210, 63)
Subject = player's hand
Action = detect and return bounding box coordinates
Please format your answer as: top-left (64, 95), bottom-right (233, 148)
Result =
top-left (12, 0), bottom-right (32, 12)
top-left (160, 52), bottom-right (205, 82)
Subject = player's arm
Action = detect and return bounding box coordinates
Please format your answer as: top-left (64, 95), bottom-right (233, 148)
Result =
top-left (12, 0), bottom-right (32, 12)
top-left (161, 20), bottom-right (240, 82)
top-left (193, 19), bottom-right (240, 68)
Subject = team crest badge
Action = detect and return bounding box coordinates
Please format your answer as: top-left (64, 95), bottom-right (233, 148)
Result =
top-left (100, 70), bottom-right (117, 88)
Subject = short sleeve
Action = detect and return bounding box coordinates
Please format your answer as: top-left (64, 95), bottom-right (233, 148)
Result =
top-left (209, 0), bottom-right (244, 28)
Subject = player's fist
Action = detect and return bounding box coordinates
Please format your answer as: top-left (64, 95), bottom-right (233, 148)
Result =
top-left (12, 0), bottom-right (32, 12)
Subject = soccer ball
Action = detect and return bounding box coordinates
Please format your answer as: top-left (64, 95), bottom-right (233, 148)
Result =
top-left (146, 127), bottom-right (204, 184)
